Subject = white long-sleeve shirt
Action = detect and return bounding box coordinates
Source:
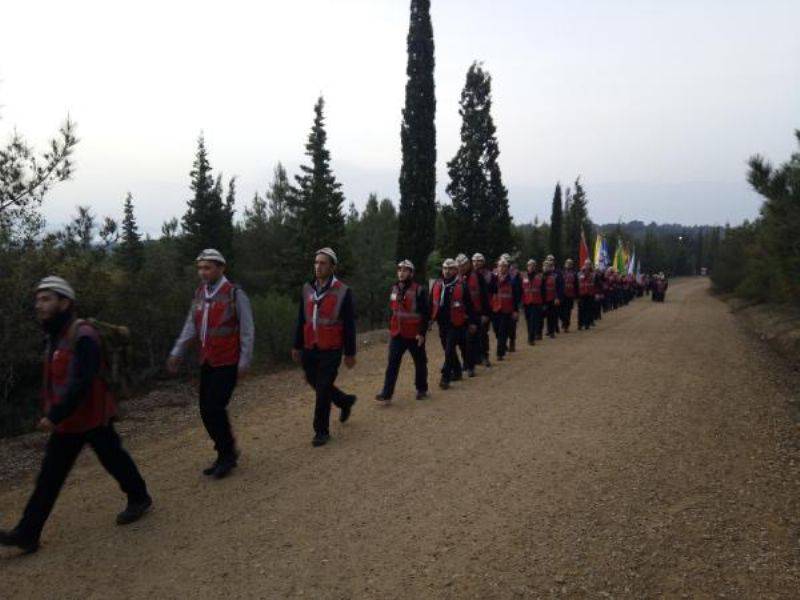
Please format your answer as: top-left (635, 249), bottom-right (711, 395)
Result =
top-left (170, 278), bottom-right (255, 370)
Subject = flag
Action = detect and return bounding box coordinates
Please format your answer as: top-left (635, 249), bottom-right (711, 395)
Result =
top-left (579, 231), bottom-right (590, 266)
top-left (627, 248), bottom-right (636, 276)
top-left (614, 238), bottom-right (626, 273)
top-left (593, 234), bottom-right (602, 267)
top-left (595, 234), bottom-right (610, 269)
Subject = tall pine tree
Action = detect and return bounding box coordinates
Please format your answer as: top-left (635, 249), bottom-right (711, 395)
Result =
top-left (565, 176), bottom-right (589, 261)
top-left (397, 0), bottom-right (436, 280)
top-left (548, 182), bottom-right (564, 263)
top-left (117, 192), bottom-right (143, 273)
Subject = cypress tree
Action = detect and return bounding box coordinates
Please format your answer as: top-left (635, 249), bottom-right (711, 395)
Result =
top-left (397, 0), bottom-right (437, 280)
top-left (118, 192), bottom-right (143, 273)
top-left (565, 176), bottom-right (589, 261)
top-left (549, 182), bottom-right (564, 263)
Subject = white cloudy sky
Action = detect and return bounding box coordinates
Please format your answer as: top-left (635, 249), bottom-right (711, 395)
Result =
top-left (1, 0), bottom-right (798, 234)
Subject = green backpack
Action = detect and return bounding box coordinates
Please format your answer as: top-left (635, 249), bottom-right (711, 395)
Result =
top-left (68, 318), bottom-right (133, 398)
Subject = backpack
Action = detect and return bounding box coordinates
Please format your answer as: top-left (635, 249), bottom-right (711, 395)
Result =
top-left (69, 318), bottom-right (133, 398)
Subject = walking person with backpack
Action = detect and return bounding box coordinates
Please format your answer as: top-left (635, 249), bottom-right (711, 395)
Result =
top-left (0, 277), bottom-right (152, 555)
top-left (167, 249), bottom-right (255, 479)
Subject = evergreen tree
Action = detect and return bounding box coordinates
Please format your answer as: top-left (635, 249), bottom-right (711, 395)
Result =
top-left (290, 96), bottom-right (348, 274)
top-left (565, 176), bottom-right (589, 261)
top-left (117, 192), bottom-right (143, 273)
top-left (397, 0), bottom-right (436, 280)
top-left (266, 163), bottom-right (291, 224)
top-left (548, 182), bottom-right (564, 263)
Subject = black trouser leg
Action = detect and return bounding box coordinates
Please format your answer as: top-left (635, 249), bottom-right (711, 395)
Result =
top-left (408, 338), bottom-right (429, 392)
top-left (480, 320), bottom-right (491, 361)
top-left (524, 304), bottom-right (535, 343)
top-left (560, 298), bottom-right (574, 330)
top-left (534, 305), bottom-right (544, 338)
top-left (457, 325), bottom-right (473, 371)
top-left (466, 327), bottom-right (480, 369)
top-left (16, 433), bottom-right (84, 541)
top-left (441, 325), bottom-right (463, 381)
top-left (381, 336), bottom-right (407, 398)
top-left (86, 425), bottom-right (149, 502)
top-left (546, 303), bottom-right (559, 336)
top-left (493, 313), bottom-right (510, 357)
top-left (199, 364), bottom-right (238, 458)
top-left (508, 315), bottom-right (517, 344)
top-left (302, 348), bottom-right (343, 436)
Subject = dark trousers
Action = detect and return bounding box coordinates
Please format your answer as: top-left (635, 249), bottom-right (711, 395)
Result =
top-left (560, 297), bottom-right (575, 331)
top-left (545, 302), bottom-right (559, 336)
top-left (594, 298), bottom-right (603, 321)
top-left (492, 312), bottom-right (512, 357)
top-left (478, 319), bottom-right (491, 361)
top-left (508, 313), bottom-right (518, 344)
top-left (578, 296), bottom-right (594, 329)
top-left (199, 363), bottom-right (238, 457)
top-left (302, 348), bottom-right (351, 436)
top-left (16, 425), bottom-right (148, 541)
top-left (439, 323), bottom-right (466, 381)
top-left (523, 304), bottom-right (542, 343)
top-left (380, 336), bottom-right (428, 397)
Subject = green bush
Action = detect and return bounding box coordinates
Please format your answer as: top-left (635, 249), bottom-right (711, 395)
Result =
top-left (250, 292), bottom-right (297, 368)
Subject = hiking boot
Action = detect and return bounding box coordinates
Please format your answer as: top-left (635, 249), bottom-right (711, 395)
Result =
top-left (467, 369), bottom-right (476, 378)
top-left (213, 454), bottom-right (238, 479)
top-left (452, 373), bottom-right (463, 382)
top-left (339, 395), bottom-right (357, 423)
top-left (116, 495), bottom-right (153, 525)
top-left (0, 529), bottom-right (39, 555)
top-left (202, 458), bottom-right (220, 476)
top-left (312, 433), bottom-right (330, 447)
top-left (483, 358), bottom-right (492, 368)
top-left (375, 393), bottom-right (391, 402)
top-left (416, 391), bottom-right (429, 400)
top-left (439, 378), bottom-right (450, 390)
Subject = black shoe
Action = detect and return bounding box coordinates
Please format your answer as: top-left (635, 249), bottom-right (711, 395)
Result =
top-left (0, 529), bottom-right (39, 554)
top-left (467, 369), bottom-right (476, 378)
top-left (439, 379), bottom-right (449, 390)
top-left (116, 495), bottom-right (153, 526)
top-left (213, 454), bottom-right (238, 479)
top-left (536, 334), bottom-right (543, 341)
top-left (416, 391), bottom-right (429, 400)
top-left (483, 358), bottom-right (492, 368)
top-left (548, 333), bottom-right (556, 339)
top-left (339, 395), bottom-right (357, 423)
top-left (528, 339), bottom-right (535, 346)
top-left (375, 393), bottom-right (390, 402)
top-left (497, 355), bottom-right (505, 361)
top-left (312, 433), bottom-right (330, 447)
top-left (509, 341), bottom-right (516, 352)
top-left (202, 458), bottom-right (219, 476)
top-left (452, 372), bottom-right (463, 382)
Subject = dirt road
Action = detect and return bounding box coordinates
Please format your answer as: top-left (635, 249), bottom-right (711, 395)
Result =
top-left (2, 278), bottom-right (799, 598)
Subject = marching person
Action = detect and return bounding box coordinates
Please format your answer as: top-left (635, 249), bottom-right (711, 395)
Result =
top-left (431, 259), bottom-right (477, 389)
top-left (375, 260), bottom-right (429, 402)
top-left (499, 254), bottom-right (522, 352)
top-left (168, 249), bottom-right (255, 478)
top-left (521, 259), bottom-right (544, 345)
top-left (593, 266), bottom-right (605, 322)
top-left (1, 277), bottom-right (151, 555)
top-left (471, 253), bottom-right (497, 367)
top-left (560, 258), bottom-right (578, 332)
top-left (542, 259), bottom-right (564, 339)
top-left (292, 248), bottom-right (357, 447)
top-left (491, 257), bottom-right (521, 360)
top-left (577, 259), bottom-right (596, 330)
top-left (457, 253), bottom-right (487, 377)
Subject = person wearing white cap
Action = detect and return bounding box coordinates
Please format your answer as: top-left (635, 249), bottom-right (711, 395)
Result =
top-left (491, 257), bottom-right (522, 360)
top-left (560, 258), bottom-right (578, 333)
top-left (470, 252), bottom-right (497, 367)
top-left (521, 259), bottom-right (545, 344)
top-left (542, 259), bottom-right (564, 339)
top-left (375, 259), bottom-right (430, 402)
top-left (291, 247), bottom-right (357, 447)
top-left (500, 253), bottom-right (522, 352)
top-left (167, 249), bottom-right (255, 478)
top-left (455, 253), bottom-right (487, 377)
top-left (1, 277), bottom-right (152, 554)
top-left (577, 259), bottom-right (596, 331)
top-left (430, 258), bottom-right (478, 389)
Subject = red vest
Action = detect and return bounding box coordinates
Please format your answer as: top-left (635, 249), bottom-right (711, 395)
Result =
top-left (578, 270), bottom-right (595, 296)
top-left (563, 271), bottom-right (577, 299)
top-left (193, 280), bottom-right (241, 367)
top-left (389, 282), bottom-right (422, 339)
top-left (303, 279), bottom-right (348, 351)
top-left (492, 275), bottom-right (514, 314)
top-left (431, 280), bottom-right (467, 327)
top-left (544, 273), bottom-right (558, 303)
top-left (522, 273), bottom-right (544, 306)
top-left (465, 272), bottom-right (482, 312)
top-left (43, 320), bottom-right (116, 434)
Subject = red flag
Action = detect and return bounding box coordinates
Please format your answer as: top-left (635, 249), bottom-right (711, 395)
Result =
top-left (579, 231), bottom-right (590, 266)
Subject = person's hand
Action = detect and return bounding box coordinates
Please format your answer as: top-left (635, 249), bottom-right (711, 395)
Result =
top-left (512, 311), bottom-right (518, 321)
top-left (37, 417), bottom-right (54, 433)
top-left (415, 334), bottom-right (425, 347)
top-left (344, 355), bottom-right (356, 369)
top-left (468, 324), bottom-right (478, 334)
top-left (291, 348), bottom-right (302, 364)
top-left (166, 355), bottom-right (182, 375)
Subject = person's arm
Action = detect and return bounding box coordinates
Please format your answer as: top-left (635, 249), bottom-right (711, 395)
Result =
top-left (463, 282), bottom-right (478, 325)
top-left (236, 289), bottom-right (255, 370)
top-left (293, 295), bottom-right (306, 351)
top-left (341, 289), bottom-right (357, 357)
top-left (512, 277), bottom-right (522, 310)
top-left (170, 305), bottom-right (197, 358)
top-left (417, 285), bottom-right (430, 335)
top-left (478, 275), bottom-right (489, 315)
top-left (47, 335), bottom-right (100, 425)
top-left (556, 273), bottom-right (565, 301)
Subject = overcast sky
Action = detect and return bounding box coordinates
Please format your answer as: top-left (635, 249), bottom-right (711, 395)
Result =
top-left (1, 0), bottom-right (798, 234)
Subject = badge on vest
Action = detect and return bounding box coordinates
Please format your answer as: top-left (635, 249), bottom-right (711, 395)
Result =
top-left (390, 293), bottom-right (398, 301)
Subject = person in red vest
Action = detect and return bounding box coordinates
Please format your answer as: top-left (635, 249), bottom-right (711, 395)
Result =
top-left (291, 248), bottom-right (357, 447)
top-left (521, 259), bottom-right (544, 345)
top-left (560, 258), bottom-right (578, 332)
top-left (499, 253), bottom-right (522, 352)
top-left (491, 257), bottom-right (521, 360)
top-left (168, 249), bottom-right (255, 477)
top-left (471, 252), bottom-right (497, 368)
top-left (375, 260), bottom-right (429, 402)
top-left (542, 259), bottom-right (564, 339)
top-left (1, 277), bottom-right (151, 555)
top-left (431, 259), bottom-right (478, 389)
top-left (456, 253), bottom-right (487, 378)
top-left (593, 266), bottom-right (605, 322)
top-left (577, 259), bottom-right (596, 330)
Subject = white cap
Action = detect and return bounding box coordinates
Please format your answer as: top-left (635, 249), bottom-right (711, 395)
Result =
top-left (442, 258), bottom-right (457, 269)
top-left (315, 247), bottom-right (338, 265)
top-left (36, 276), bottom-right (76, 301)
top-left (455, 253), bottom-right (469, 265)
top-left (196, 248), bottom-right (226, 265)
top-left (397, 259), bottom-right (415, 271)
top-left (472, 253), bottom-right (485, 262)
top-left (527, 258), bottom-right (536, 265)
top-left (546, 254), bottom-right (555, 261)
top-left (497, 257), bottom-right (509, 266)
top-left (501, 253), bottom-right (511, 261)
